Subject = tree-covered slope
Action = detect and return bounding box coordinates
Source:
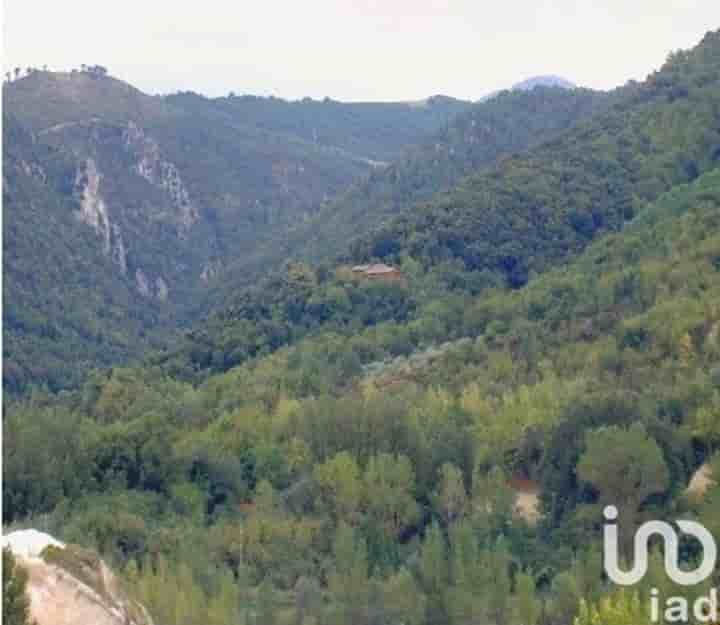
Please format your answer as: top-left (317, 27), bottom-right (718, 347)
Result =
top-left (294, 85), bottom-right (617, 262)
top-left (6, 29), bottom-right (720, 625)
top-left (2, 113), bottom-right (169, 393)
top-left (166, 91), bottom-right (470, 163)
top-left (351, 29), bottom-right (720, 288)
top-left (200, 83), bottom-right (615, 313)
top-left (5, 164), bottom-right (720, 625)
top-left (161, 30), bottom-right (720, 382)
top-left (2, 71), bottom-right (469, 393)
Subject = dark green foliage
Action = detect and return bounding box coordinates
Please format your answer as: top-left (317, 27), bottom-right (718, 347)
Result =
top-left (157, 31), bottom-right (720, 385)
top-left (167, 91), bottom-right (469, 163)
top-left (6, 164), bottom-right (720, 624)
top-left (2, 67), bottom-right (607, 395)
top-left (5, 28), bottom-right (720, 625)
top-left (211, 83), bottom-right (611, 306)
top-left (351, 31), bottom-right (720, 289)
top-left (2, 549), bottom-right (33, 625)
top-left (2, 113), bottom-right (167, 393)
top-left (2, 72), bottom-right (467, 395)
top-left (159, 262), bottom-right (414, 380)
top-left (295, 85), bottom-right (617, 262)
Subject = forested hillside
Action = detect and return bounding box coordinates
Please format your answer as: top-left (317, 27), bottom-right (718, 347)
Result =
top-left (166, 91), bottom-right (469, 164)
top-left (2, 71), bottom-right (468, 393)
top-left (351, 30), bottom-right (720, 287)
top-left (164, 30), bottom-right (720, 382)
top-left (0, 67), bottom-right (596, 394)
top-left (2, 113), bottom-right (169, 393)
top-left (5, 26), bottom-right (720, 625)
top-left (206, 81), bottom-right (601, 305)
top-left (277, 85), bottom-right (617, 264)
top-left (5, 162), bottom-right (720, 625)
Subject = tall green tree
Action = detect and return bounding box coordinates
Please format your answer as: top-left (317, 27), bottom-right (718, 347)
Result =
top-left (578, 423), bottom-right (669, 554)
top-left (436, 463), bottom-right (468, 525)
top-left (314, 452), bottom-right (363, 524)
top-left (364, 453), bottom-right (419, 539)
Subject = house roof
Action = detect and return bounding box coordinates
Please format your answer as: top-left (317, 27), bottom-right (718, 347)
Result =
top-left (365, 263), bottom-right (398, 275)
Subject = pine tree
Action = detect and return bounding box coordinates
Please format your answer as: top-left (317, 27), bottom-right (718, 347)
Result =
top-left (577, 424), bottom-right (669, 556)
top-left (449, 520), bottom-right (482, 591)
top-left (364, 453), bottom-right (419, 538)
top-left (175, 561), bottom-right (206, 625)
top-left (472, 465), bottom-right (514, 535)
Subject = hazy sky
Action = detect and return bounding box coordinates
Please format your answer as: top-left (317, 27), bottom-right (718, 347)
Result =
top-left (3, 0), bottom-right (720, 101)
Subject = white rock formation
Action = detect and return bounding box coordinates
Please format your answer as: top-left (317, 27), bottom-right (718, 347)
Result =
top-left (2, 529), bottom-right (64, 559)
top-left (123, 121), bottom-right (199, 229)
top-left (75, 157), bottom-right (112, 254)
top-left (2, 529), bottom-right (154, 625)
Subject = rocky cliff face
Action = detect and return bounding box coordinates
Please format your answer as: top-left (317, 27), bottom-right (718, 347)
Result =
top-left (74, 157), bottom-right (108, 239)
top-left (2, 530), bottom-right (154, 625)
top-left (2, 70), bottom-right (471, 393)
top-left (122, 120), bottom-right (199, 231)
top-left (67, 122), bottom-right (197, 292)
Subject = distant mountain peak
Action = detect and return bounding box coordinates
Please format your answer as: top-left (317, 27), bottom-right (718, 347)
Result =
top-left (511, 75), bottom-right (576, 91)
top-left (480, 75), bottom-right (577, 102)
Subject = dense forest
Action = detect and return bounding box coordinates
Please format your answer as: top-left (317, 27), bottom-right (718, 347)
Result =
top-left (1, 71), bottom-right (468, 394)
top-left (5, 161), bottom-right (720, 625)
top-left (2, 112), bottom-right (171, 393)
top-left (159, 30), bottom-right (720, 383)
top-left (350, 35), bottom-right (720, 286)
top-left (4, 28), bottom-right (720, 625)
top-left (207, 84), bottom-right (621, 306)
top-left (2, 66), bottom-right (606, 394)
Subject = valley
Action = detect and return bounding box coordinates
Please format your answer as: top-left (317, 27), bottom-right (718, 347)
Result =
top-left (4, 25), bottom-right (720, 625)
top-left (2, 70), bottom-right (469, 392)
